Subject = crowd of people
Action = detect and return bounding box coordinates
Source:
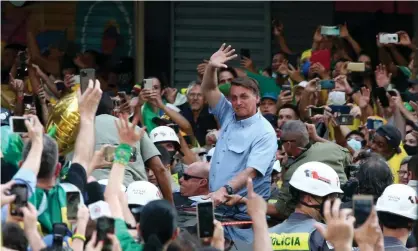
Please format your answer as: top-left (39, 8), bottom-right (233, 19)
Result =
top-left (1, 17), bottom-right (418, 251)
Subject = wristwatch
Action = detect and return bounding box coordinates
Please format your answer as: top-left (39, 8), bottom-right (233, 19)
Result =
top-left (223, 184), bottom-right (234, 195)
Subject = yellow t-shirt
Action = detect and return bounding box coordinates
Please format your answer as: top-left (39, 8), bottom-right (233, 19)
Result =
top-left (388, 145), bottom-right (408, 184)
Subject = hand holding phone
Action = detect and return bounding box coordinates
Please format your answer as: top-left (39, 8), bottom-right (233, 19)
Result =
top-left (308, 107), bottom-right (325, 117)
top-left (66, 192), bottom-right (81, 221)
top-left (104, 145), bottom-right (117, 162)
top-left (10, 184), bottom-right (29, 217)
top-left (80, 69), bottom-right (95, 93)
top-left (197, 201), bottom-right (214, 238)
top-left (9, 116), bottom-right (32, 134)
top-left (96, 216), bottom-right (115, 251)
top-left (379, 33), bottom-right (399, 44)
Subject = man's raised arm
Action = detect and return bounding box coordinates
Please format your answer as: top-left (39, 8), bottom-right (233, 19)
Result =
top-left (202, 43), bottom-right (237, 108)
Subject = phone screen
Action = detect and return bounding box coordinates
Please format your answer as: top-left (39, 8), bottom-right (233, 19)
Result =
top-left (197, 201), bottom-right (214, 238)
top-left (329, 105), bottom-right (350, 114)
top-left (80, 69), bottom-right (96, 93)
top-left (353, 195), bottom-right (373, 227)
top-left (96, 216), bottom-right (115, 251)
top-left (66, 192), bottom-right (80, 220)
top-left (281, 85), bottom-right (291, 95)
top-left (11, 117), bottom-right (29, 133)
top-left (309, 107), bottom-right (324, 117)
top-left (10, 184), bottom-right (28, 216)
top-left (23, 95), bottom-right (33, 105)
top-left (104, 145), bottom-right (117, 162)
top-left (376, 87), bottom-right (389, 107)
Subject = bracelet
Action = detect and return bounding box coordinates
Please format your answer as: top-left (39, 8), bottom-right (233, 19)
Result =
top-left (113, 143), bottom-right (132, 166)
top-left (72, 233), bottom-right (86, 242)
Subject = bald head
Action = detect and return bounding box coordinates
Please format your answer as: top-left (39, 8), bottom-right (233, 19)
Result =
top-left (187, 162), bottom-right (210, 179)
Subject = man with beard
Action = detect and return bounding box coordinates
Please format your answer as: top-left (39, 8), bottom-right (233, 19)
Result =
top-left (180, 81), bottom-right (218, 146)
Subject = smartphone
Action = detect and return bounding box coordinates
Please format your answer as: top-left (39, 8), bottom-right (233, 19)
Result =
top-left (104, 145), bottom-right (117, 162)
top-left (96, 216), bottom-right (115, 251)
top-left (336, 114), bottom-right (354, 125)
top-left (143, 79), bottom-right (153, 90)
top-left (366, 118), bottom-right (384, 130)
top-left (320, 26), bottom-right (340, 36)
top-left (80, 68), bottom-right (95, 93)
top-left (66, 192), bottom-right (80, 221)
top-left (320, 80), bottom-right (335, 90)
top-left (240, 48), bottom-right (251, 59)
top-left (308, 107), bottom-right (325, 117)
top-left (23, 95), bottom-right (33, 105)
top-left (329, 105), bottom-right (350, 114)
top-left (52, 223), bottom-right (67, 247)
top-left (197, 201), bottom-right (214, 238)
top-left (10, 184), bottom-right (28, 217)
top-left (55, 81), bottom-right (66, 91)
top-left (375, 87), bottom-right (389, 107)
top-left (281, 84), bottom-right (291, 95)
top-left (9, 116), bottom-right (31, 134)
top-left (16, 51), bottom-right (27, 79)
top-left (353, 195), bottom-right (373, 227)
top-left (347, 62), bottom-right (365, 72)
top-left (379, 33), bottom-right (399, 44)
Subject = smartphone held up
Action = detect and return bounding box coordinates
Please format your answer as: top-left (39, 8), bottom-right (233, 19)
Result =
top-left (197, 201), bottom-right (214, 238)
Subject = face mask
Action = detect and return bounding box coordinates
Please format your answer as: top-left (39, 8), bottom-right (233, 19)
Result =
top-left (404, 144), bottom-right (418, 156)
top-left (347, 139), bottom-right (362, 152)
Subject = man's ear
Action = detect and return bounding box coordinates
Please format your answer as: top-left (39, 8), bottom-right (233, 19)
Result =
top-left (171, 227), bottom-right (180, 240)
top-left (54, 162), bottom-right (62, 178)
top-left (18, 160), bottom-right (23, 168)
top-left (137, 223), bottom-right (141, 237)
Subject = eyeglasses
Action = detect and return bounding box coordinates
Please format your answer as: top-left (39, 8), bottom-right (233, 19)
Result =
top-left (182, 173), bottom-right (205, 181)
top-left (188, 93), bottom-right (203, 99)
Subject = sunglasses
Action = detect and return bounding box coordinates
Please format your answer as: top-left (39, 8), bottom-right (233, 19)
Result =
top-left (182, 173), bottom-right (205, 181)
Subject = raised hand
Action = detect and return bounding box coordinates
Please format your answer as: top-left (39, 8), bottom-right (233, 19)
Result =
top-left (375, 64), bottom-right (392, 88)
top-left (209, 43), bottom-right (237, 69)
top-left (397, 31), bottom-right (411, 46)
top-left (9, 73), bottom-right (24, 94)
top-left (115, 114), bottom-right (145, 147)
top-left (246, 178), bottom-right (267, 217)
top-left (358, 87), bottom-right (371, 109)
top-left (313, 26), bottom-right (323, 43)
top-left (339, 22), bottom-right (350, 38)
top-left (315, 199), bottom-right (355, 249)
top-left (197, 60), bottom-right (209, 76)
top-left (24, 114), bottom-right (44, 143)
top-left (240, 56), bottom-right (256, 72)
top-left (78, 79), bottom-right (103, 120)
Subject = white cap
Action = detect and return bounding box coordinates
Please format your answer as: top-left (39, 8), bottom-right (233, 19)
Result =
top-left (376, 184), bottom-right (417, 220)
top-left (272, 160), bottom-right (281, 173)
top-left (98, 179), bottom-right (126, 192)
top-left (88, 200), bottom-right (112, 220)
top-left (126, 181), bottom-right (162, 206)
top-left (290, 161), bottom-right (343, 197)
top-left (297, 81), bottom-right (308, 88)
top-left (149, 126), bottom-right (180, 144)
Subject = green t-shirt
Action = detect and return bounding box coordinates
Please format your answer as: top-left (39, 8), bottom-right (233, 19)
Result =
top-left (115, 218), bottom-right (143, 251)
top-left (246, 71), bottom-right (282, 96)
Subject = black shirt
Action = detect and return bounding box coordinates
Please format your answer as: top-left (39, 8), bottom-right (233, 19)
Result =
top-left (180, 104), bottom-right (218, 146)
top-left (62, 163), bottom-right (87, 193)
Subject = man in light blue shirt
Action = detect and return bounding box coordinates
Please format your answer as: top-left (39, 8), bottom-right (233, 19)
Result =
top-left (202, 44), bottom-right (277, 244)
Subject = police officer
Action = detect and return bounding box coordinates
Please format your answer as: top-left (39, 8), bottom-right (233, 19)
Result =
top-left (376, 184), bottom-right (417, 251)
top-left (269, 161), bottom-right (343, 251)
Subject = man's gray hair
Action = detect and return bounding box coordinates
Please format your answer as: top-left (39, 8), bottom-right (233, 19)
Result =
top-left (186, 81), bottom-right (201, 95)
top-left (281, 120), bottom-right (309, 147)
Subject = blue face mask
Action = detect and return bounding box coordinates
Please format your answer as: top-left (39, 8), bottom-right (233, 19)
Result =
top-left (347, 138), bottom-right (362, 152)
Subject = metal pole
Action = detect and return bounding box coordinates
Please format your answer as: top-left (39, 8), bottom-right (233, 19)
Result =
top-left (134, 1), bottom-right (145, 84)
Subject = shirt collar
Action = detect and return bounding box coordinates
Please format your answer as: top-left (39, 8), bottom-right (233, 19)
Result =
top-left (234, 112), bottom-right (260, 127)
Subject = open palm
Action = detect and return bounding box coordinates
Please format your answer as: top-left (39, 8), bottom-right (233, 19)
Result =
top-left (209, 43), bottom-right (237, 69)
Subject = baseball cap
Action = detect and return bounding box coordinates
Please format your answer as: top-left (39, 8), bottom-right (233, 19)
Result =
top-left (263, 113), bottom-right (278, 129)
top-left (261, 92), bottom-right (278, 102)
top-left (126, 181), bottom-right (162, 206)
top-left (376, 124), bottom-right (402, 154)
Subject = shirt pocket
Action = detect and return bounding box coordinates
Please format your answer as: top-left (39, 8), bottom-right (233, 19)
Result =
top-left (226, 132), bottom-right (251, 154)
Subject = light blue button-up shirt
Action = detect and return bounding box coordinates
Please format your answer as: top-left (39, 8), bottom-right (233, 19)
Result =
top-left (209, 94), bottom-right (277, 243)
